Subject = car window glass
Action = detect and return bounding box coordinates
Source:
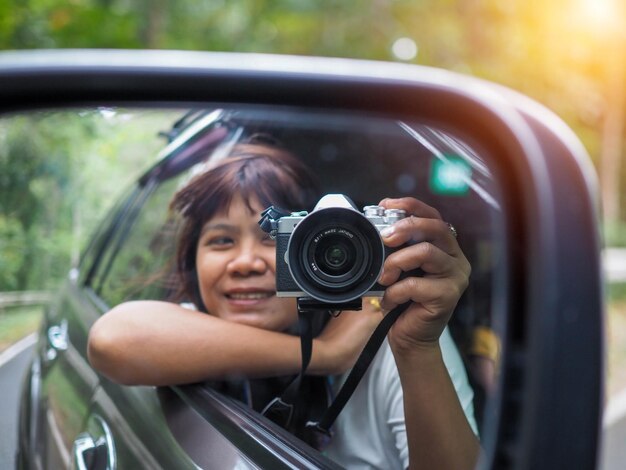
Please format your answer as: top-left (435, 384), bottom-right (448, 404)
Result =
top-left (78, 185), bottom-right (141, 287)
top-left (96, 177), bottom-right (182, 307)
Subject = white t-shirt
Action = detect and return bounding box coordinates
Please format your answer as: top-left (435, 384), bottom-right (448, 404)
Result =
top-left (323, 328), bottom-right (478, 470)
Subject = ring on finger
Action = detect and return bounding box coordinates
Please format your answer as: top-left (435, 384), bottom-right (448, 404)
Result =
top-left (446, 222), bottom-right (458, 238)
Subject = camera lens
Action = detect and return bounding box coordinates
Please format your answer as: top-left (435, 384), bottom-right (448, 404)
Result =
top-left (316, 237), bottom-right (355, 275)
top-left (286, 206), bottom-right (385, 303)
top-left (326, 246), bottom-right (346, 267)
top-left (303, 227), bottom-right (367, 289)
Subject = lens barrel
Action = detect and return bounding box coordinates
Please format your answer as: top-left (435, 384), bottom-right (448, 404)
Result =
top-left (286, 207), bottom-right (384, 303)
top-left (304, 226), bottom-right (369, 286)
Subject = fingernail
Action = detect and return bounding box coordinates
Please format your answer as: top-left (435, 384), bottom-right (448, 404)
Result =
top-left (380, 226), bottom-right (394, 238)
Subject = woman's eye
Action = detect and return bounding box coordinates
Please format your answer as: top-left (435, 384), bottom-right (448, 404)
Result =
top-left (206, 236), bottom-right (234, 247)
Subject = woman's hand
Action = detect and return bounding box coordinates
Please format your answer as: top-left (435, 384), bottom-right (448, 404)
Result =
top-left (313, 299), bottom-right (383, 374)
top-left (376, 197), bottom-right (471, 354)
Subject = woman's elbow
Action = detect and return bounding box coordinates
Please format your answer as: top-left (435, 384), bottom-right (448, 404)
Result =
top-left (87, 308), bottom-right (140, 385)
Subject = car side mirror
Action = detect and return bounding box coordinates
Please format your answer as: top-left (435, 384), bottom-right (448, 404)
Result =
top-left (0, 50), bottom-right (603, 470)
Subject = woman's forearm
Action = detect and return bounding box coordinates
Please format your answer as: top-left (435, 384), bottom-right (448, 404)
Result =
top-left (392, 344), bottom-right (480, 470)
top-left (87, 301), bottom-right (339, 385)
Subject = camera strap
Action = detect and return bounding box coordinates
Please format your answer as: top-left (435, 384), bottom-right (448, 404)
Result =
top-left (306, 300), bottom-right (412, 436)
top-left (261, 306), bottom-right (314, 430)
top-left (262, 300), bottom-right (412, 438)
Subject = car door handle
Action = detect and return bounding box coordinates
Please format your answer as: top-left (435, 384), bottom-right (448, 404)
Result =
top-left (47, 319), bottom-right (68, 350)
top-left (45, 319), bottom-right (68, 361)
top-left (72, 433), bottom-right (110, 470)
top-left (72, 415), bottom-right (116, 470)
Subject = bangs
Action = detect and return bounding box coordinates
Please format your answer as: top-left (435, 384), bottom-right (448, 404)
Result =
top-left (235, 157), bottom-right (315, 215)
top-left (172, 147), bottom-right (319, 224)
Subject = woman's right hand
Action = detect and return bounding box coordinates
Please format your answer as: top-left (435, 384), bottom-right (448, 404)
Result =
top-left (313, 298), bottom-right (383, 375)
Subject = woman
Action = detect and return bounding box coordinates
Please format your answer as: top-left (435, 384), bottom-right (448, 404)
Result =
top-left (88, 138), bottom-right (479, 469)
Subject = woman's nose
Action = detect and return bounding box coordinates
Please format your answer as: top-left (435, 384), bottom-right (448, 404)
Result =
top-left (227, 245), bottom-right (269, 276)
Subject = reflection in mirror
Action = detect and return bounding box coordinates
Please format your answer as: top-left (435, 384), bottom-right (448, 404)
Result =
top-left (3, 106), bottom-right (504, 469)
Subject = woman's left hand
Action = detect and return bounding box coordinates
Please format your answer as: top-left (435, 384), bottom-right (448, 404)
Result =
top-left (376, 197), bottom-right (471, 353)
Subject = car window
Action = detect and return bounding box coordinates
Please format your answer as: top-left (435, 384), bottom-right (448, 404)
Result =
top-left (96, 176), bottom-right (183, 307)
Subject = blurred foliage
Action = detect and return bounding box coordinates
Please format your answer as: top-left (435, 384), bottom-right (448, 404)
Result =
top-left (607, 282), bottom-right (626, 302)
top-left (604, 220), bottom-right (626, 247)
top-left (0, 109), bottom-right (178, 290)
top-left (0, 0), bottom-right (625, 290)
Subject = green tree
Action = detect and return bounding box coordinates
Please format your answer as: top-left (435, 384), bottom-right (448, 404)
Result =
top-left (0, 109), bottom-right (176, 291)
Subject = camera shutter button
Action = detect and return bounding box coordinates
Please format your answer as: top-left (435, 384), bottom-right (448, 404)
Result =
top-left (384, 209), bottom-right (406, 224)
top-left (363, 205), bottom-right (385, 217)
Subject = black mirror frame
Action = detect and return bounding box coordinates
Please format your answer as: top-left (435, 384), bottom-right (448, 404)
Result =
top-left (0, 49), bottom-right (603, 470)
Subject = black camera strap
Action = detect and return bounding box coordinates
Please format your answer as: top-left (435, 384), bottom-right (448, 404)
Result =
top-left (306, 300), bottom-right (411, 435)
top-left (262, 300), bottom-right (412, 438)
top-left (261, 305), bottom-right (314, 429)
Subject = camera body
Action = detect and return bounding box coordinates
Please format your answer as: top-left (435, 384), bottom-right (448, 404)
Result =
top-left (261, 194), bottom-right (406, 310)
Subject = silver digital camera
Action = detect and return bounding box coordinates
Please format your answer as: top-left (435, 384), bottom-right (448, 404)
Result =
top-left (259, 194), bottom-right (406, 310)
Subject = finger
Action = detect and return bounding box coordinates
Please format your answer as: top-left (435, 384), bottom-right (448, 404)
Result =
top-left (379, 197), bottom-right (442, 219)
top-left (380, 216), bottom-right (459, 255)
top-left (378, 241), bottom-right (459, 286)
top-left (379, 276), bottom-right (465, 315)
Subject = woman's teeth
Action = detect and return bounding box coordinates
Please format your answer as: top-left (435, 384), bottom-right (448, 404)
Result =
top-left (228, 292), bottom-right (273, 300)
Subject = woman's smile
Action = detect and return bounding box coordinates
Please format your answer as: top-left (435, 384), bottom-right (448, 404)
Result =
top-left (224, 288), bottom-right (276, 305)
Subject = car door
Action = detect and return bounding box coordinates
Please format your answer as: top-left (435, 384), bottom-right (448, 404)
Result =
top-left (81, 173), bottom-right (197, 469)
top-left (38, 284), bottom-right (101, 469)
top-left (37, 185), bottom-right (144, 469)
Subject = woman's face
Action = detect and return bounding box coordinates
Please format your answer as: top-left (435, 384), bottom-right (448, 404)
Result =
top-left (195, 195), bottom-right (297, 331)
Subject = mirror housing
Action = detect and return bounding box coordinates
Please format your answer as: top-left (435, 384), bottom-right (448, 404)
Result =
top-left (0, 50), bottom-right (603, 469)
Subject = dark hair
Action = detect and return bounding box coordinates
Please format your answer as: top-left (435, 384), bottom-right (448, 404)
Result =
top-left (169, 140), bottom-right (320, 311)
